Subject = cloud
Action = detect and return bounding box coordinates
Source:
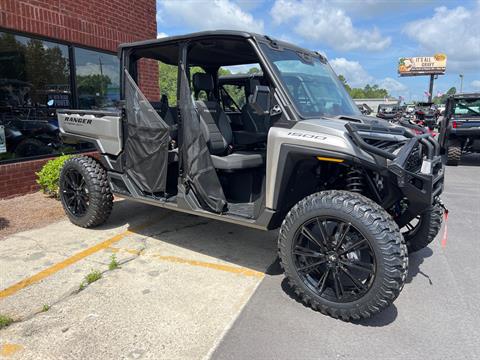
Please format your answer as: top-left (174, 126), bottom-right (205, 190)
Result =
top-left (157, 0), bottom-right (264, 33)
top-left (270, 0), bottom-right (391, 51)
top-left (330, 58), bottom-right (373, 87)
top-left (471, 80), bottom-right (480, 89)
top-left (404, 3), bottom-right (480, 71)
top-left (157, 32), bottom-right (168, 39)
top-left (330, 57), bottom-right (407, 95)
top-left (377, 77), bottom-right (408, 93)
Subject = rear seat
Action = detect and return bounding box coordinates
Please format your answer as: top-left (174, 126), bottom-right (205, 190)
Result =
top-left (151, 95), bottom-right (178, 141)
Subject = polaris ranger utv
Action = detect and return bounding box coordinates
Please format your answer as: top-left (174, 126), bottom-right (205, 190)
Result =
top-left (438, 93), bottom-right (480, 165)
top-left (57, 31), bottom-right (444, 320)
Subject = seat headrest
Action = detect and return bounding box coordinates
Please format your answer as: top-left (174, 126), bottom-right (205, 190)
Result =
top-left (246, 78), bottom-right (261, 95)
top-left (193, 73), bottom-right (214, 92)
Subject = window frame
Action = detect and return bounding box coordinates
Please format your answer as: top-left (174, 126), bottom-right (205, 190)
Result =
top-left (0, 27), bottom-right (120, 164)
top-left (0, 27), bottom-right (119, 109)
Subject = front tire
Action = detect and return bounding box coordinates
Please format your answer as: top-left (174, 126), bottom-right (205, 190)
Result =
top-left (402, 204), bottom-right (443, 253)
top-left (278, 190), bottom-right (408, 320)
top-left (60, 156), bottom-right (113, 228)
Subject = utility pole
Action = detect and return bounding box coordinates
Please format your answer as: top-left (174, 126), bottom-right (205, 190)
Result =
top-left (428, 74), bottom-right (434, 102)
top-left (459, 74), bottom-right (464, 94)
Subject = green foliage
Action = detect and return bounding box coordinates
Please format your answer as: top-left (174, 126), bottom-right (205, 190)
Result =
top-left (0, 33), bottom-right (69, 106)
top-left (77, 74), bottom-right (111, 96)
top-left (158, 63), bottom-right (260, 107)
top-left (36, 155), bottom-right (73, 197)
top-left (433, 86), bottom-right (456, 104)
top-left (338, 74), bottom-right (389, 99)
top-left (0, 314), bottom-right (13, 329)
top-left (85, 270), bottom-right (102, 284)
top-left (108, 254), bottom-right (119, 270)
top-left (79, 269), bottom-right (102, 290)
top-left (42, 304), bottom-right (50, 312)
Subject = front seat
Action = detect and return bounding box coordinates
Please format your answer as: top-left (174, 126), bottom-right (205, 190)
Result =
top-left (241, 78), bottom-right (270, 133)
top-left (192, 73), bottom-right (265, 170)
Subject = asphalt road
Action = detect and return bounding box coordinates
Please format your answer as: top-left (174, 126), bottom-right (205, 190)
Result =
top-left (212, 154), bottom-right (480, 360)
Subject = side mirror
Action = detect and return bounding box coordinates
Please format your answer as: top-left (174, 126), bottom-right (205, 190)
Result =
top-left (250, 85), bottom-right (270, 115)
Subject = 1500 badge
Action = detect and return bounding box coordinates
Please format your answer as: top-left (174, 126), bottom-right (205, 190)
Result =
top-left (287, 132), bottom-right (327, 140)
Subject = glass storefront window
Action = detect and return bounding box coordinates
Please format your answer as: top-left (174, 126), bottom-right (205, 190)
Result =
top-left (75, 47), bottom-right (120, 110)
top-left (0, 31), bottom-right (120, 163)
top-left (0, 32), bottom-right (72, 161)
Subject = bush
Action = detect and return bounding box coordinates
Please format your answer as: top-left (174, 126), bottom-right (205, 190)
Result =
top-left (36, 155), bottom-right (73, 197)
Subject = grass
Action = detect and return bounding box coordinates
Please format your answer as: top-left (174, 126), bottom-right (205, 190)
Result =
top-left (85, 269), bottom-right (102, 284)
top-left (0, 314), bottom-right (14, 329)
top-left (79, 269), bottom-right (102, 291)
top-left (42, 304), bottom-right (50, 312)
top-left (108, 254), bottom-right (119, 270)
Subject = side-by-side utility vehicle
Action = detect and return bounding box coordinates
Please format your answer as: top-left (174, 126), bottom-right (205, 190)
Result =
top-left (57, 31), bottom-right (444, 320)
top-left (438, 93), bottom-right (480, 165)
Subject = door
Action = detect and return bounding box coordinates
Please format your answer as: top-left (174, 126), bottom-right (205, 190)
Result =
top-left (123, 70), bottom-right (170, 193)
top-left (177, 44), bottom-right (227, 213)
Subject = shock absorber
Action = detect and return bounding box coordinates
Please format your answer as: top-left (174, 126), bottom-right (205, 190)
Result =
top-left (346, 168), bottom-right (364, 193)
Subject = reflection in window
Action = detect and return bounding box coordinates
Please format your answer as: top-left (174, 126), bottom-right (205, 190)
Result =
top-left (75, 48), bottom-right (119, 109)
top-left (0, 31), bottom-right (71, 162)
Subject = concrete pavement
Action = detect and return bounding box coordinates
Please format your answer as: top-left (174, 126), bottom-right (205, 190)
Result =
top-left (1, 154), bottom-right (479, 359)
top-left (0, 199), bottom-right (277, 359)
top-left (212, 154), bottom-right (480, 360)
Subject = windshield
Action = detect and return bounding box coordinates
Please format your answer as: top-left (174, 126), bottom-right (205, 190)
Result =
top-left (260, 44), bottom-right (361, 118)
top-left (453, 98), bottom-right (480, 117)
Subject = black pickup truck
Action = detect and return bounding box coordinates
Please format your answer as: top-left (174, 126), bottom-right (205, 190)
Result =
top-left (438, 93), bottom-right (480, 165)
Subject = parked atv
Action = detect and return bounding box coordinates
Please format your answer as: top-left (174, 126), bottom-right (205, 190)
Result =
top-left (438, 93), bottom-right (480, 165)
top-left (414, 102), bottom-right (438, 130)
top-left (376, 104), bottom-right (402, 120)
top-left (57, 31), bottom-right (444, 320)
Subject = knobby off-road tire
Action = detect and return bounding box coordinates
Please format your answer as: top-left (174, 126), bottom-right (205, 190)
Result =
top-left (447, 140), bottom-right (461, 166)
top-left (403, 204), bottom-right (443, 253)
top-left (278, 190), bottom-right (408, 320)
top-left (59, 156), bottom-right (113, 228)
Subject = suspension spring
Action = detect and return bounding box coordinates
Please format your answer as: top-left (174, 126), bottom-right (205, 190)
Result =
top-left (346, 168), bottom-right (364, 193)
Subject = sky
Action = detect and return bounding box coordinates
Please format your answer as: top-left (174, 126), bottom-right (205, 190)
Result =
top-left (156, 0), bottom-right (480, 102)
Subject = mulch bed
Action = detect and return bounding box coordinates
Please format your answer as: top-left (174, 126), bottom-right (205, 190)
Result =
top-left (0, 192), bottom-right (66, 240)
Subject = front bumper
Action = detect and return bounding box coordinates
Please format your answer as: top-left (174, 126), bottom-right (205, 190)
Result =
top-left (345, 122), bottom-right (444, 213)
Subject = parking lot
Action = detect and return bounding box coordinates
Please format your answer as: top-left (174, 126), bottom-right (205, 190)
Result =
top-left (1, 155), bottom-right (479, 359)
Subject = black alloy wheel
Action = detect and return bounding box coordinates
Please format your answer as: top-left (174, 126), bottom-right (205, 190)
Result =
top-left (278, 190), bottom-right (408, 320)
top-left (292, 217), bottom-right (376, 303)
top-left (61, 168), bottom-right (90, 217)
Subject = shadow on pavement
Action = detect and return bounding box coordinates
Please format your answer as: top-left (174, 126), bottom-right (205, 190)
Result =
top-left (125, 205), bottom-right (278, 273)
top-left (407, 247), bottom-right (434, 284)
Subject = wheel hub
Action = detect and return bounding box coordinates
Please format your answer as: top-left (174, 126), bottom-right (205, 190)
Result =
top-left (292, 216), bottom-right (376, 303)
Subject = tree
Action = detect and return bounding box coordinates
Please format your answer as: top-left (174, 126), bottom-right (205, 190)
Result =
top-left (158, 64), bottom-right (259, 106)
top-left (337, 74), bottom-right (389, 99)
top-left (433, 86), bottom-right (456, 104)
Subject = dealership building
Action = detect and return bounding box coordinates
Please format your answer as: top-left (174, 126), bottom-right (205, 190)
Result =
top-left (0, 0), bottom-right (158, 198)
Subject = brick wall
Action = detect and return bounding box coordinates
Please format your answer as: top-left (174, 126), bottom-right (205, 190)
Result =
top-left (0, 0), bottom-right (159, 100)
top-left (0, 0), bottom-right (159, 198)
top-left (0, 152), bottom-right (99, 199)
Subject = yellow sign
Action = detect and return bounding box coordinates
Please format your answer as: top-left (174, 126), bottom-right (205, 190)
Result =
top-left (398, 54), bottom-right (447, 76)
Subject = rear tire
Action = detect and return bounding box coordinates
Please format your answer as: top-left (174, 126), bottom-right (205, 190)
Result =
top-left (402, 204), bottom-right (443, 253)
top-left (447, 140), bottom-right (461, 166)
top-left (59, 156), bottom-right (113, 228)
top-left (278, 190), bottom-right (408, 320)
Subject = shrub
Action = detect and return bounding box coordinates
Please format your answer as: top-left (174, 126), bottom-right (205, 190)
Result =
top-left (36, 155), bottom-right (73, 197)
